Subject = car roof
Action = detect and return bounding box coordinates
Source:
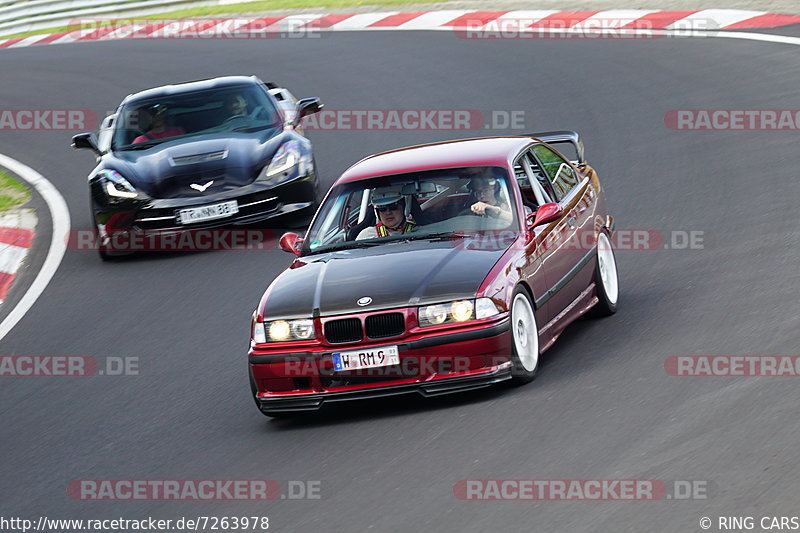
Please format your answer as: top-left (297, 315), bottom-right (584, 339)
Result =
top-left (121, 76), bottom-right (260, 105)
top-left (336, 136), bottom-right (534, 184)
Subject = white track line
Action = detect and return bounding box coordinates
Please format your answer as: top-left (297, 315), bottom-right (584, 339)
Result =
top-left (0, 153), bottom-right (70, 342)
top-left (417, 24), bottom-right (800, 47)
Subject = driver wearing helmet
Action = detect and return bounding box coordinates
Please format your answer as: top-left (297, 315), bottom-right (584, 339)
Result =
top-left (132, 103), bottom-right (185, 144)
top-left (356, 187), bottom-right (417, 240)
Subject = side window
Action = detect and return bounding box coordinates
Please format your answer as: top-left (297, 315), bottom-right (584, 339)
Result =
top-left (532, 144), bottom-right (579, 201)
top-left (520, 152), bottom-right (555, 204)
top-left (342, 190), bottom-right (366, 230)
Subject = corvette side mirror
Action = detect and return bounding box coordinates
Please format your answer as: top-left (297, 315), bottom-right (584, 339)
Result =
top-left (279, 232), bottom-right (303, 255)
top-left (529, 203), bottom-right (562, 228)
top-left (290, 97), bottom-right (323, 128)
top-left (72, 132), bottom-right (101, 155)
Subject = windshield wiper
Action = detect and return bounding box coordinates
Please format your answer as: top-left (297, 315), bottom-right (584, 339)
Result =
top-left (392, 231), bottom-right (472, 243)
top-left (119, 142), bottom-right (163, 151)
top-left (231, 125), bottom-right (273, 133)
top-left (310, 240), bottom-right (384, 253)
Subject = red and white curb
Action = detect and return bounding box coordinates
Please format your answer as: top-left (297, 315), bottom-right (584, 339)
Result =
top-left (0, 154), bottom-right (70, 343)
top-left (0, 209), bottom-right (36, 305)
top-left (1, 9), bottom-right (800, 49)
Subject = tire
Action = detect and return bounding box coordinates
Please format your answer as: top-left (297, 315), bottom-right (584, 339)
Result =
top-left (92, 216), bottom-right (114, 261)
top-left (592, 231), bottom-right (619, 316)
top-left (93, 221), bottom-right (132, 261)
top-left (509, 286), bottom-right (540, 384)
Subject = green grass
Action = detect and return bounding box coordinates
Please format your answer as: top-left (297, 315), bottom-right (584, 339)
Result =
top-left (0, 169), bottom-right (31, 211)
top-left (0, 0), bottom-right (438, 39)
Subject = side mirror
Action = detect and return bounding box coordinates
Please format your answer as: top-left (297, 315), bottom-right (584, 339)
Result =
top-left (529, 203), bottom-right (562, 228)
top-left (72, 132), bottom-right (100, 155)
top-left (290, 97), bottom-right (323, 127)
top-left (279, 232), bottom-right (304, 255)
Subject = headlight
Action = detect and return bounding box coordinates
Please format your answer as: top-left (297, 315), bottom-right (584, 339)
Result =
top-left (255, 318), bottom-right (315, 343)
top-left (418, 298), bottom-right (503, 327)
top-left (475, 297), bottom-right (502, 319)
top-left (98, 169), bottom-right (138, 199)
top-left (419, 300), bottom-right (475, 327)
top-left (253, 322), bottom-right (267, 344)
top-left (265, 140), bottom-right (300, 177)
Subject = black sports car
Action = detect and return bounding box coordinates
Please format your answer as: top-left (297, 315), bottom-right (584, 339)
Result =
top-left (71, 75), bottom-right (323, 259)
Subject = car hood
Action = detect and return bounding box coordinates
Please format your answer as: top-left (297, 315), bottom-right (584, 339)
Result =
top-left (102, 130), bottom-right (287, 198)
top-left (261, 240), bottom-right (507, 319)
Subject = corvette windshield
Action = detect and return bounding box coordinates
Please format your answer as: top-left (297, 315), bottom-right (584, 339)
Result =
top-left (304, 166), bottom-right (519, 253)
top-left (113, 84), bottom-right (281, 150)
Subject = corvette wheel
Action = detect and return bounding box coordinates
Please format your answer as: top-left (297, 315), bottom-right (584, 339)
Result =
top-left (510, 286), bottom-right (539, 384)
top-left (92, 217), bottom-right (113, 261)
top-left (593, 232), bottom-right (619, 316)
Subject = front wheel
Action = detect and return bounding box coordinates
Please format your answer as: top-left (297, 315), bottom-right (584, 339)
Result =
top-left (592, 231), bottom-right (619, 316)
top-left (509, 286), bottom-right (539, 384)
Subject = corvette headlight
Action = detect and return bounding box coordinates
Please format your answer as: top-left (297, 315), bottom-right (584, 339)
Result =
top-left (419, 300), bottom-right (475, 327)
top-left (255, 318), bottom-right (315, 343)
top-left (98, 169), bottom-right (138, 199)
top-left (265, 140), bottom-right (300, 177)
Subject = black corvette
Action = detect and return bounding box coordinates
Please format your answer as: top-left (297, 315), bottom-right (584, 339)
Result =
top-left (71, 75), bottom-right (323, 259)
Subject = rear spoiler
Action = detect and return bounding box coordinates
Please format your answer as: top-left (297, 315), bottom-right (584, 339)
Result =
top-left (525, 130), bottom-right (585, 166)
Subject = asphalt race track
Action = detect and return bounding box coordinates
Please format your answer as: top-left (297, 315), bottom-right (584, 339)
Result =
top-left (2, 30), bottom-right (800, 532)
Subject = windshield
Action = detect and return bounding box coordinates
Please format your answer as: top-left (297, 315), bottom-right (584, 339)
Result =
top-left (113, 84), bottom-right (281, 150)
top-left (304, 166), bottom-right (519, 254)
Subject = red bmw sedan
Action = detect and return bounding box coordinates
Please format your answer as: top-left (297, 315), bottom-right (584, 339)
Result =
top-left (249, 132), bottom-right (618, 416)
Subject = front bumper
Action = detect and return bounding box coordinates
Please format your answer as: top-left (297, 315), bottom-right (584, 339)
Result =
top-left (254, 364), bottom-right (513, 414)
top-left (250, 319), bottom-right (512, 415)
top-left (93, 174), bottom-right (317, 233)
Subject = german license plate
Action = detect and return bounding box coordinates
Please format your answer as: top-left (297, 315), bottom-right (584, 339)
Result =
top-left (332, 346), bottom-right (400, 371)
top-left (176, 200), bottom-right (238, 224)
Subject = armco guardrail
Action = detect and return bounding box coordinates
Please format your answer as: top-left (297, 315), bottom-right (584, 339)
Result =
top-left (0, 0), bottom-right (261, 36)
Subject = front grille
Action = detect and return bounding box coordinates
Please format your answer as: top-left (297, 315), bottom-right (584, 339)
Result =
top-left (324, 318), bottom-right (362, 344)
top-left (365, 313), bottom-right (405, 339)
top-left (133, 190), bottom-right (280, 230)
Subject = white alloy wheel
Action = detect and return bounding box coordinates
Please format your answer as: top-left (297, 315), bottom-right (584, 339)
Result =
top-left (510, 289), bottom-right (539, 382)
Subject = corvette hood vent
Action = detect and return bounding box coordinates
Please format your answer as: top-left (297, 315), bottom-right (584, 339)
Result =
top-left (170, 150), bottom-right (228, 166)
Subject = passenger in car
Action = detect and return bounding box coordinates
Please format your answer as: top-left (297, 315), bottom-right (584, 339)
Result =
top-left (356, 188), bottom-right (417, 239)
top-left (132, 104), bottom-right (186, 144)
